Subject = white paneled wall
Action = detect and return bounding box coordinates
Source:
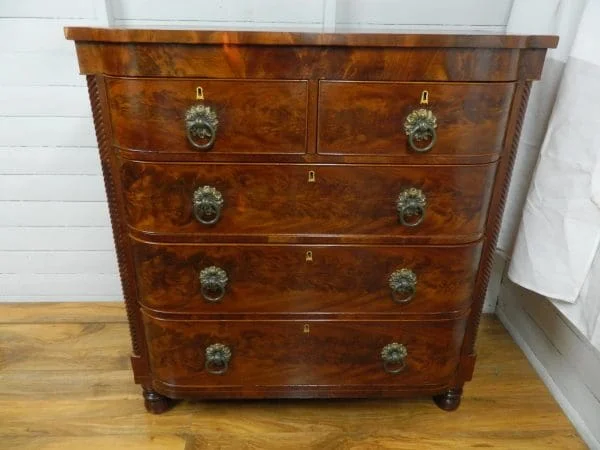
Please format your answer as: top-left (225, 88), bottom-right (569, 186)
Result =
top-left (0, 0), bottom-right (514, 302)
top-left (336, 0), bottom-right (512, 32)
top-left (0, 0), bottom-right (116, 301)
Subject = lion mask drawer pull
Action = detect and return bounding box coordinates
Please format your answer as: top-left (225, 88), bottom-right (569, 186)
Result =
top-left (205, 343), bottom-right (232, 375)
top-left (185, 104), bottom-right (219, 151)
top-left (388, 269), bottom-right (417, 304)
top-left (396, 188), bottom-right (427, 227)
top-left (381, 343), bottom-right (408, 374)
top-left (404, 108), bottom-right (437, 153)
top-left (199, 266), bottom-right (228, 303)
top-left (193, 185), bottom-right (224, 225)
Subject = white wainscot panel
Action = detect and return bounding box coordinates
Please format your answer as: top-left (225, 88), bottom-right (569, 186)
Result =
top-left (0, 117), bottom-right (96, 147)
top-left (0, 250), bottom-right (118, 274)
top-left (0, 273), bottom-right (122, 297)
top-left (0, 86), bottom-right (90, 117)
top-left (0, 175), bottom-right (106, 201)
top-left (0, 0), bottom-right (96, 19)
top-left (0, 148), bottom-right (101, 175)
top-left (110, 0), bottom-right (323, 24)
top-left (0, 202), bottom-right (110, 227)
top-left (335, 0), bottom-right (512, 27)
top-left (0, 227), bottom-right (114, 251)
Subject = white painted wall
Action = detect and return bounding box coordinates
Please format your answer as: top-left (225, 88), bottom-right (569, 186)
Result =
top-left (0, 1), bottom-right (117, 301)
top-left (0, 0), bottom-right (514, 302)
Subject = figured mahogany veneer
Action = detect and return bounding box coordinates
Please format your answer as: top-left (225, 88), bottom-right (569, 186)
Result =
top-left (107, 78), bottom-right (308, 154)
top-left (318, 82), bottom-right (514, 157)
top-left (66, 27), bottom-right (557, 414)
top-left (132, 240), bottom-right (482, 316)
top-left (142, 313), bottom-right (467, 392)
top-left (121, 162), bottom-right (496, 241)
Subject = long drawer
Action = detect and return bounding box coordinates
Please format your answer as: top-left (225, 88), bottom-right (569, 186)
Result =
top-left (106, 77), bottom-right (308, 155)
top-left (133, 240), bottom-right (482, 315)
top-left (121, 162), bottom-right (496, 241)
top-left (143, 314), bottom-right (466, 388)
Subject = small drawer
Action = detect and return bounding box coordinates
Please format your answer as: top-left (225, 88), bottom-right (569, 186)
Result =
top-left (142, 314), bottom-right (466, 388)
top-left (318, 81), bottom-right (514, 158)
top-left (106, 77), bottom-right (308, 154)
top-left (121, 162), bottom-right (496, 242)
top-left (133, 240), bottom-right (482, 315)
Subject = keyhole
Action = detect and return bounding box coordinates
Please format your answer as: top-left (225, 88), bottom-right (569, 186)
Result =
top-left (308, 170), bottom-right (316, 183)
top-left (196, 86), bottom-right (204, 100)
top-left (305, 250), bottom-right (313, 262)
top-left (420, 90), bottom-right (429, 105)
top-left (303, 324), bottom-right (310, 334)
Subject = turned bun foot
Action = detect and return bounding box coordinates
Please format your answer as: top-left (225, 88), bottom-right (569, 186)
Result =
top-left (143, 389), bottom-right (175, 414)
top-left (433, 388), bottom-right (463, 412)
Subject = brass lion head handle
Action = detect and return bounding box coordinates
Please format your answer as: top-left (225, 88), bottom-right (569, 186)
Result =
top-left (205, 343), bottom-right (231, 375)
top-left (381, 343), bottom-right (408, 374)
top-left (199, 266), bottom-right (228, 303)
top-left (185, 104), bottom-right (219, 151)
top-left (193, 185), bottom-right (224, 225)
top-left (404, 108), bottom-right (437, 153)
top-left (388, 268), bottom-right (417, 304)
top-left (396, 188), bottom-right (427, 227)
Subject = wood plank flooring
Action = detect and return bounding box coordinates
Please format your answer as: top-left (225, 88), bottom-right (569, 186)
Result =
top-left (0, 302), bottom-right (585, 449)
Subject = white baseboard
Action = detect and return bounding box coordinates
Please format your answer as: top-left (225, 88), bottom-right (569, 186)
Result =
top-left (497, 280), bottom-right (600, 449)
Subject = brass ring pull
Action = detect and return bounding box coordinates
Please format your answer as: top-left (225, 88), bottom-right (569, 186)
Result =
top-left (396, 188), bottom-right (427, 227)
top-left (404, 108), bottom-right (437, 153)
top-left (388, 269), bottom-right (417, 304)
top-left (185, 104), bottom-right (219, 151)
top-left (193, 186), bottom-right (224, 225)
top-left (199, 266), bottom-right (228, 303)
top-left (205, 343), bottom-right (231, 375)
top-left (381, 343), bottom-right (408, 374)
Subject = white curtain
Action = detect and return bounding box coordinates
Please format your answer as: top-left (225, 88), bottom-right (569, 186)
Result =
top-left (507, 0), bottom-right (600, 350)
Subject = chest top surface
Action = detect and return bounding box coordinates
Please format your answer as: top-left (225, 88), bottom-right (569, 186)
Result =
top-left (65, 27), bottom-right (558, 82)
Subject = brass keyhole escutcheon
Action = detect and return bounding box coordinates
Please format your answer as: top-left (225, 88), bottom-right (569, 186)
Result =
top-left (420, 90), bottom-right (429, 105)
top-left (196, 86), bottom-right (204, 100)
top-left (308, 170), bottom-right (316, 183)
top-left (305, 250), bottom-right (313, 262)
top-left (303, 324), bottom-right (310, 334)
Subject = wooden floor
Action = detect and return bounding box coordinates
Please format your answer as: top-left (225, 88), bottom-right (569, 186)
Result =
top-left (0, 303), bottom-right (585, 450)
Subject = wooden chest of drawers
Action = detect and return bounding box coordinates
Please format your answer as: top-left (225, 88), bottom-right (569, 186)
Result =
top-left (66, 28), bottom-right (557, 413)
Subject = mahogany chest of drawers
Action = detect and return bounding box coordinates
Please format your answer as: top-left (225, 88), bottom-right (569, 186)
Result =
top-left (66, 28), bottom-right (557, 413)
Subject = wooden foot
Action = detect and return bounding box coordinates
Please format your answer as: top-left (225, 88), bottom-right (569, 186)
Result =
top-left (143, 388), bottom-right (175, 414)
top-left (433, 388), bottom-right (463, 412)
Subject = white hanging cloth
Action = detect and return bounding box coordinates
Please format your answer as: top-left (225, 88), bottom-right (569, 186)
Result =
top-left (507, 0), bottom-right (600, 350)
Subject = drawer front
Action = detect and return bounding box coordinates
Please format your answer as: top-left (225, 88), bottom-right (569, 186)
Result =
top-left (122, 162), bottom-right (496, 240)
top-left (143, 315), bottom-right (466, 387)
top-left (133, 241), bottom-right (482, 315)
top-left (106, 78), bottom-right (308, 154)
top-left (318, 82), bottom-right (514, 157)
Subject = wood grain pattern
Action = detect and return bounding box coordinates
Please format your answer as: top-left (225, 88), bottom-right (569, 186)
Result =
top-left (107, 78), bottom-right (308, 154)
top-left (64, 28), bottom-right (559, 48)
top-left (87, 75), bottom-right (151, 386)
top-left (121, 162), bottom-right (496, 242)
top-left (72, 44), bottom-right (526, 82)
top-left (318, 81), bottom-right (514, 157)
top-left (0, 323), bottom-right (130, 372)
top-left (132, 241), bottom-right (482, 316)
top-left (0, 301), bottom-right (126, 324)
top-left (457, 82), bottom-right (533, 386)
top-left (87, 76), bottom-right (142, 356)
top-left (142, 313), bottom-right (466, 391)
top-left (0, 303), bottom-right (584, 449)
